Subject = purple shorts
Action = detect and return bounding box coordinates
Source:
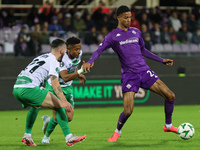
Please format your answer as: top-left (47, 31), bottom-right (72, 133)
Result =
top-left (121, 69), bottom-right (159, 93)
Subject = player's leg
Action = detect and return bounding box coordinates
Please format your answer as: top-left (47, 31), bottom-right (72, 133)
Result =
top-left (149, 79), bottom-right (178, 134)
top-left (22, 107), bottom-right (40, 146)
top-left (108, 91), bottom-right (135, 142)
top-left (41, 92), bottom-right (72, 137)
top-left (42, 87), bottom-right (75, 143)
top-left (41, 92), bottom-right (86, 146)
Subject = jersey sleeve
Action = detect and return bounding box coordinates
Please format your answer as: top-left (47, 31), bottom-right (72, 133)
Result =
top-left (87, 35), bottom-right (112, 64)
top-left (138, 30), bottom-right (164, 63)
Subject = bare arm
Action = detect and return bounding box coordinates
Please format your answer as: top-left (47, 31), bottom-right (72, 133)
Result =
top-left (50, 75), bottom-right (67, 102)
top-left (60, 69), bottom-right (79, 82)
top-left (50, 75), bottom-right (73, 111)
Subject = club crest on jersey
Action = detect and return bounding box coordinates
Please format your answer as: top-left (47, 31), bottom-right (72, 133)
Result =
top-left (132, 30), bottom-right (136, 34)
top-left (126, 84), bottom-right (132, 89)
top-left (56, 67), bottom-right (59, 73)
top-left (116, 33), bottom-right (121, 37)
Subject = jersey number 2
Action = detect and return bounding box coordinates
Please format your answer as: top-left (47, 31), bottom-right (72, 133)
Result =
top-left (147, 70), bottom-right (158, 78)
top-left (29, 59), bottom-right (45, 73)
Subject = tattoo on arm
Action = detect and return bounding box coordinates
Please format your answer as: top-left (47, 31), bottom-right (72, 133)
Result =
top-left (51, 75), bottom-right (57, 81)
top-left (51, 75), bottom-right (65, 101)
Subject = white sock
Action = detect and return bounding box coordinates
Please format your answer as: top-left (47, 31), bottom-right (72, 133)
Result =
top-left (165, 123), bottom-right (172, 129)
top-left (46, 117), bottom-right (51, 122)
top-left (24, 133), bottom-right (31, 138)
top-left (43, 135), bottom-right (50, 139)
top-left (115, 129), bottom-right (121, 134)
top-left (65, 133), bottom-right (73, 140)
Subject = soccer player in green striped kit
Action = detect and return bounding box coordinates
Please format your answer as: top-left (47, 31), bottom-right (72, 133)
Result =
top-left (13, 37), bottom-right (87, 146)
top-left (42, 36), bottom-right (87, 144)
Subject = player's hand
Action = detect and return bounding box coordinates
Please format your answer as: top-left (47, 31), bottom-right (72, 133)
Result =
top-left (163, 59), bottom-right (173, 66)
top-left (78, 74), bottom-right (86, 84)
top-left (62, 100), bottom-right (73, 112)
top-left (82, 60), bottom-right (93, 72)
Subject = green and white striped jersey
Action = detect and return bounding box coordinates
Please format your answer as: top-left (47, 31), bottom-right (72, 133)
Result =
top-left (47, 50), bottom-right (82, 87)
top-left (14, 53), bottom-right (60, 88)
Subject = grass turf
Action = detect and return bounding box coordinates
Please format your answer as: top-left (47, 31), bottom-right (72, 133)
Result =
top-left (0, 105), bottom-right (199, 150)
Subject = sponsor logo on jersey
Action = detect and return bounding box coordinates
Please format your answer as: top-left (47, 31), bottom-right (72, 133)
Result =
top-left (119, 37), bottom-right (139, 45)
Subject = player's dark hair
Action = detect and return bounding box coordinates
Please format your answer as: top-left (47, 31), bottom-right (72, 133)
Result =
top-left (116, 5), bottom-right (130, 16)
top-left (66, 36), bottom-right (80, 47)
top-left (51, 38), bottom-right (66, 49)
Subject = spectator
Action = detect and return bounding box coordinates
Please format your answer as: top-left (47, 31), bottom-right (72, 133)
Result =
top-left (160, 13), bottom-right (170, 26)
top-left (191, 27), bottom-right (200, 44)
top-left (150, 23), bottom-right (161, 44)
top-left (148, 21), bottom-right (154, 31)
top-left (130, 12), bottom-right (140, 29)
top-left (30, 23), bottom-right (42, 55)
top-left (93, 0), bottom-right (111, 15)
top-left (92, 7), bottom-right (104, 30)
top-left (84, 14), bottom-right (95, 31)
top-left (84, 26), bottom-right (99, 45)
top-left (148, 7), bottom-right (154, 21)
top-left (141, 24), bottom-right (152, 50)
top-left (168, 26), bottom-right (181, 44)
top-left (177, 24), bottom-right (191, 44)
top-left (14, 35), bottom-right (31, 57)
top-left (160, 23), bottom-right (171, 44)
top-left (139, 13), bottom-right (149, 27)
top-left (39, 0), bottom-right (52, 15)
top-left (108, 11), bottom-right (118, 31)
top-left (180, 12), bottom-right (189, 27)
top-left (18, 24), bottom-right (31, 44)
top-left (153, 6), bottom-right (162, 23)
top-left (48, 5), bottom-right (57, 23)
top-left (97, 26), bottom-right (108, 42)
top-left (5, 9), bottom-right (16, 27)
top-left (62, 13), bottom-right (74, 32)
top-left (188, 14), bottom-right (197, 32)
top-left (27, 6), bottom-right (40, 27)
top-left (169, 11), bottom-right (182, 32)
top-left (57, 12), bottom-right (64, 26)
top-left (39, 7), bottom-right (49, 24)
top-left (48, 16), bottom-right (64, 38)
top-left (41, 26), bottom-right (50, 44)
top-left (73, 12), bottom-right (86, 37)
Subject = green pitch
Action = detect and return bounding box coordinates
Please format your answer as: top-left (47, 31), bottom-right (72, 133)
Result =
top-left (0, 105), bottom-right (199, 150)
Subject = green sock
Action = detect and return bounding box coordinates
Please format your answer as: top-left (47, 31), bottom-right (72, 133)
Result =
top-left (45, 117), bottom-right (58, 137)
top-left (25, 107), bottom-right (40, 134)
top-left (56, 107), bottom-right (71, 137)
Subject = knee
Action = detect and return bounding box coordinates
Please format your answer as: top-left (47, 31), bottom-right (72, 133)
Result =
top-left (167, 92), bottom-right (175, 101)
top-left (53, 116), bottom-right (57, 122)
top-left (68, 116), bottom-right (73, 122)
top-left (124, 108), bottom-right (133, 116)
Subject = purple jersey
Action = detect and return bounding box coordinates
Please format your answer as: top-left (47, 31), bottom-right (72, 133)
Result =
top-left (88, 27), bottom-right (164, 73)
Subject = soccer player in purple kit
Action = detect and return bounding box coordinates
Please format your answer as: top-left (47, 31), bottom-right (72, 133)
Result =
top-left (83, 5), bottom-right (178, 142)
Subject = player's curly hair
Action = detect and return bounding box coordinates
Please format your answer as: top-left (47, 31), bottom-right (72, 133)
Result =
top-left (116, 5), bottom-right (130, 16)
top-left (66, 36), bottom-right (80, 47)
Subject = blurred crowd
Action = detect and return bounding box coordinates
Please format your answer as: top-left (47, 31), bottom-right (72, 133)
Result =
top-left (0, 1), bottom-right (200, 57)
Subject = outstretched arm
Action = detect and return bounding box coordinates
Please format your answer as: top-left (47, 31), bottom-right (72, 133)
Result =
top-left (141, 48), bottom-right (173, 66)
top-left (141, 47), bottom-right (164, 63)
